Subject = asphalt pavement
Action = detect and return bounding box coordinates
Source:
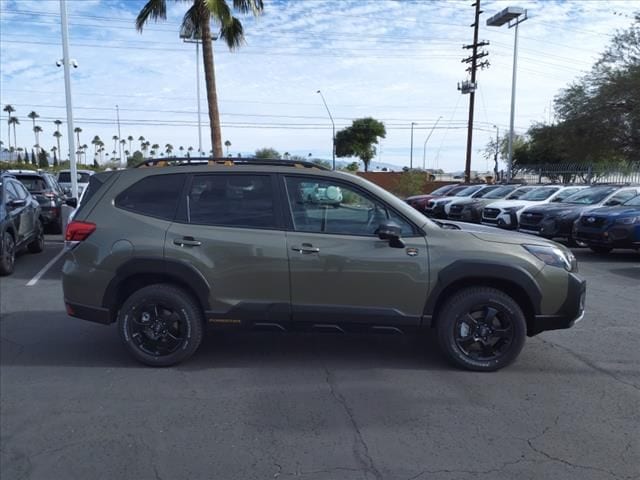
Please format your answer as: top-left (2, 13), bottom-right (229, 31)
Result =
top-left (1, 238), bottom-right (638, 480)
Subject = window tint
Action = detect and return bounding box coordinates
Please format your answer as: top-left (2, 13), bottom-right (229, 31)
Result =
top-left (4, 181), bottom-right (19, 202)
top-left (285, 176), bottom-right (414, 236)
top-left (115, 174), bottom-right (185, 220)
top-left (13, 181), bottom-right (30, 200)
top-left (605, 189), bottom-right (639, 206)
top-left (624, 195), bottom-right (640, 206)
top-left (552, 187), bottom-right (583, 202)
top-left (16, 175), bottom-right (47, 192)
top-left (187, 174), bottom-right (276, 229)
top-left (58, 172), bottom-right (71, 183)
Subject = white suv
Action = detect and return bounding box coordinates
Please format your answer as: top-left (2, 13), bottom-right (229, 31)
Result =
top-left (57, 169), bottom-right (95, 197)
top-left (482, 185), bottom-right (587, 230)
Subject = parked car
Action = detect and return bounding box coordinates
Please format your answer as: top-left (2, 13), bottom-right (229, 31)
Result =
top-left (482, 185), bottom-right (588, 230)
top-left (424, 184), bottom-right (489, 219)
top-left (0, 172), bottom-right (44, 275)
top-left (518, 185), bottom-right (640, 245)
top-left (10, 170), bottom-right (67, 233)
top-left (573, 194), bottom-right (640, 253)
top-left (405, 184), bottom-right (459, 213)
top-left (62, 158), bottom-right (585, 372)
top-left (57, 169), bottom-right (95, 196)
top-left (447, 185), bottom-right (535, 223)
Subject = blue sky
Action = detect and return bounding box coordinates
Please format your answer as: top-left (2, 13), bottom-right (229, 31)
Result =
top-left (0, 0), bottom-right (637, 171)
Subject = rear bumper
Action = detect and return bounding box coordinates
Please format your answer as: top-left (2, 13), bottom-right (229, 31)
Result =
top-left (529, 273), bottom-right (586, 336)
top-left (64, 300), bottom-right (112, 325)
top-left (39, 206), bottom-right (61, 224)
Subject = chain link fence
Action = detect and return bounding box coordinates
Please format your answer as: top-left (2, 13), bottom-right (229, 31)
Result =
top-left (510, 164), bottom-right (640, 185)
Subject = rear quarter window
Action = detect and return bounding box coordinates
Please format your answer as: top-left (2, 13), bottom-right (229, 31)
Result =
top-left (115, 174), bottom-right (186, 221)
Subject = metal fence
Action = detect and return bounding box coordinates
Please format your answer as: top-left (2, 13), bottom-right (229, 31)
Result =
top-left (510, 163), bottom-right (640, 185)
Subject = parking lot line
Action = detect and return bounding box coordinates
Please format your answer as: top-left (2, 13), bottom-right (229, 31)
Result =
top-left (26, 248), bottom-right (67, 287)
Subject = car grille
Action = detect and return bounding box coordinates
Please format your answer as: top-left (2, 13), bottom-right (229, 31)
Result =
top-left (483, 208), bottom-right (500, 219)
top-left (520, 212), bottom-right (544, 227)
top-left (580, 216), bottom-right (607, 228)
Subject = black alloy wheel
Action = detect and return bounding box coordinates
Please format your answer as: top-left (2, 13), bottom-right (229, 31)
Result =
top-left (0, 232), bottom-right (16, 276)
top-left (454, 305), bottom-right (514, 362)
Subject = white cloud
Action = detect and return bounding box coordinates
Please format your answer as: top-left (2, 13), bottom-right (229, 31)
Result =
top-left (0, 0), bottom-right (637, 171)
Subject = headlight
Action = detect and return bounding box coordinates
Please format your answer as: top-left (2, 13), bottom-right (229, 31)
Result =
top-left (503, 205), bottom-right (525, 213)
top-left (523, 244), bottom-right (577, 272)
top-left (615, 216), bottom-right (640, 225)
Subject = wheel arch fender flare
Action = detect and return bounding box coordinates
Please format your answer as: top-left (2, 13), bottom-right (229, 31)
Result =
top-left (102, 257), bottom-right (211, 313)
top-left (424, 260), bottom-right (542, 319)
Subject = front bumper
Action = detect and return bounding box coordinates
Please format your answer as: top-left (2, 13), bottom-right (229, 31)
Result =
top-left (574, 223), bottom-right (640, 248)
top-left (529, 273), bottom-right (586, 336)
top-left (424, 204), bottom-right (447, 219)
top-left (520, 215), bottom-right (575, 239)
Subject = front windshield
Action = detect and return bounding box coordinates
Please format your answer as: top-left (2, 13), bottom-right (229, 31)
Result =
top-left (624, 195), bottom-right (640, 206)
top-left (446, 185), bottom-right (470, 196)
top-left (430, 184), bottom-right (454, 196)
top-left (563, 187), bottom-right (618, 205)
top-left (519, 187), bottom-right (559, 201)
top-left (455, 185), bottom-right (483, 197)
top-left (481, 186), bottom-right (515, 199)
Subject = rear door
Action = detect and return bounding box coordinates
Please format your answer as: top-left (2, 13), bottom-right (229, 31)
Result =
top-left (282, 174), bottom-right (429, 328)
top-left (11, 180), bottom-right (37, 241)
top-left (165, 173), bottom-right (290, 325)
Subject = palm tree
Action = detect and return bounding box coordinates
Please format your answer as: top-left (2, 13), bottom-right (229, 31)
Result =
top-left (8, 116), bottom-right (19, 160)
top-left (224, 139), bottom-right (231, 156)
top-left (53, 131), bottom-right (63, 161)
top-left (136, 0), bottom-right (264, 158)
top-left (91, 135), bottom-right (101, 162)
top-left (3, 105), bottom-right (15, 153)
top-left (74, 127), bottom-right (83, 162)
top-left (53, 119), bottom-right (63, 159)
top-left (151, 143), bottom-right (159, 159)
top-left (179, 145), bottom-right (184, 157)
top-left (127, 135), bottom-right (134, 152)
top-left (138, 135), bottom-right (145, 151)
top-left (165, 143), bottom-right (173, 157)
top-left (112, 135), bottom-right (119, 153)
top-left (34, 126), bottom-right (43, 151)
top-left (82, 144), bottom-right (89, 164)
top-left (28, 111), bottom-right (39, 154)
top-left (187, 146), bottom-right (193, 158)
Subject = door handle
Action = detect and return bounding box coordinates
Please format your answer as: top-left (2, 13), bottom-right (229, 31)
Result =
top-left (291, 243), bottom-right (320, 254)
top-left (173, 236), bottom-right (202, 247)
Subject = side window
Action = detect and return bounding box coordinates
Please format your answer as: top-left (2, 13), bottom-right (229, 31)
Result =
top-left (4, 181), bottom-right (19, 202)
top-left (606, 190), bottom-right (638, 206)
top-left (284, 176), bottom-right (414, 236)
top-left (115, 174), bottom-right (185, 220)
top-left (13, 182), bottom-right (30, 200)
top-left (187, 174), bottom-right (276, 229)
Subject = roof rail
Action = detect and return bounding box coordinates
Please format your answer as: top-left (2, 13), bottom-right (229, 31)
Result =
top-left (135, 157), bottom-right (330, 171)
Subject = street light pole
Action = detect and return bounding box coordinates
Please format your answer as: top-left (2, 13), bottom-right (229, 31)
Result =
top-left (196, 41), bottom-right (202, 155)
top-left (410, 122), bottom-right (417, 169)
top-left (493, 125), bottom-right (499, 179)
top-left (316, 90), bottom-right (335, 170)
top-left (116, 104), bottom-right (123, 167)
top-left (487, 6), bottom-right (527, 182)
top-left (422, 116), bottom-right (443, 170)
top-left (58, 0), bottom-right (78, 199)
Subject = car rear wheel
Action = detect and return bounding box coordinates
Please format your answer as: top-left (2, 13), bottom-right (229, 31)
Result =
top-left (436, 287), bottom-right (527, 371)
top-left (118, 284), bottom-right (204, 367)
top-left (589, 246), bottom-right (612, 254)
top-left (27, 221), bottom-right (45, 254)
top-left (0, 232), bottom-right (16, 276)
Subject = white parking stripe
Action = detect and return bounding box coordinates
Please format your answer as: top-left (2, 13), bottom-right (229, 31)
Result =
top-left (26, 249), bottom-right (67, 287)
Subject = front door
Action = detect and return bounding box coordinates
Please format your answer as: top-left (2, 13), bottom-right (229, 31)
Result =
top-left (282, 175), bottom-right (429, 327)
top-left (165, 173), bottom-right (290, 325)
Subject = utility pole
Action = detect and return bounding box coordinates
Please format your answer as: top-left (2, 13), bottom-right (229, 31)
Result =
top-left (493, 125), bottom-right (499, 179)
top-left (410, 122), bottom-right (417, 169)
top-left (116, 105), bottom-right (123, 167)
top-left (59, 0), bottom-right (78, 199)
top-left (459, 0), bottom-right (489, 183)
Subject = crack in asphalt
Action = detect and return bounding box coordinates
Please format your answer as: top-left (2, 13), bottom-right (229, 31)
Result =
top-left (406, 457), bottom-right (532, 480)
top-left (321, 364), bottom-right (382, 480)
top-left (537, 338), bottom-right (640, 392)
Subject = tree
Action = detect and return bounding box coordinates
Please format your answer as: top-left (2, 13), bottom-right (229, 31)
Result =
top-left (8, 116), bottom-right (19, 159)
top-left (16, 153), bottom-right (22, 163)
top-left (151, 143), bottom-right (160, 158)
top-left (31, 149), bottom-right (36, 166)
top-left (53, 130), bottom-right (63, 161)
top-left (224, 139), bottom-right (231, 156)
top-left (52, 147), bottom-right (58, 167)
top-left (112, 135), bottom-right (119, 153)
top-left (3, 104), bottom-right (15, 153)
top-left (33, 126), bottom-right (43, 153)
top-left (91, 135), bottom-right (101, 163)
top-left (345, 161), bottom-right (359, 172)
top-left (136, 0), bottom-right (264, 157)
top-left (127, 151), bottom-right (144, 167)
top-left (127, 135), bottom-right (134, 152)
top-left (187, 146), bottom-right (194, 157)
top-left (335, 117), bottom-right (386, 172)
top-left (138, 135), bottom-right (145, 151)
top-left (28, 111), bottom-right (40, 153)
top-left (165, 143), bottom-right (173, 157)
top-left (74, 127), bottom-right (83, 163)
top-left (255, 147), bottom-right (281, 159)
top-left (38, 149), bottom-right (49, 168)
top-left (311, 159), bottom-right (331, 169)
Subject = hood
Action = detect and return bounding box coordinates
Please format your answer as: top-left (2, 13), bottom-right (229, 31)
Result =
top-left (406, 193), bottom-right (439, 203)
top-left (523, 203), bottom-right (594, 216)
top-left (582, 206), bottom-right (640, 218)
top-left (441, 220), bottom-right (558, 246)
top-left (485, 199), bottom-right (537, 210)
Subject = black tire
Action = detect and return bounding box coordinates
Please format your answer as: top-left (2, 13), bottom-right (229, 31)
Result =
top-left (27, 221), bottom-right (45, 254)
top-left (589, 246), bottom-right (612, 254)
top-left (436, 287), bottom-right (527, 371)
top-left (0, 232), bottom-right (16, 276)
top-left (118, 284), bottom-right (204, 367)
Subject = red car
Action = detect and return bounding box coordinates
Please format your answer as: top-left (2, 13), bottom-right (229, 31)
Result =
top-left (405, 184), bottom-right (465, 213)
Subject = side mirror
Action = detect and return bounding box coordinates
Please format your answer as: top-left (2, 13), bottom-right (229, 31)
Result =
top-left (376, 221), bottom-right (405, 248)
top-left (65, 197), bottom-right (78, 208)
top-left (605, 200), bottom-right (621, 206)
top-left (8, 199), bottom-right (27, 209)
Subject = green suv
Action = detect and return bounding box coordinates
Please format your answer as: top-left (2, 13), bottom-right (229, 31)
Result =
top-left (62, 159), bottom-right (586, 371)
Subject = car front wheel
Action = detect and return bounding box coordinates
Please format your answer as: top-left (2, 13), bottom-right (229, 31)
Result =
top-left (436, 287), bottom-right (527, 371)
top-left (118, 284), bottom-right (204, 367)
top-left (0, 232), bottom-right (16, 276)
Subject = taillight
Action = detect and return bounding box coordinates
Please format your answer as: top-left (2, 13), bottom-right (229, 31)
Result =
top-left (65, 221), bottom-right (96, 241)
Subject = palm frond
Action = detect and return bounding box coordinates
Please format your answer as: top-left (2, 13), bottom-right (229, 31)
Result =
top-left (180, 3), bottom-right (204, 40)
top-left (219, 16), bottom-right (245, 50)
top-left (206, 0), bottom-right (233, 25)
top-left (232, 0), bottom-right (263, 16)
top-left (136, 0), bottom-right (168, 32)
